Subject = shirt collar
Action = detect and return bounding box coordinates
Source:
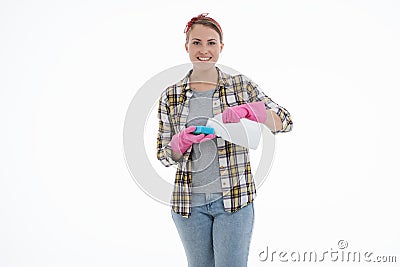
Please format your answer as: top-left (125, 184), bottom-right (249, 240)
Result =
top-left (179, 66), bottom-right (230, 92)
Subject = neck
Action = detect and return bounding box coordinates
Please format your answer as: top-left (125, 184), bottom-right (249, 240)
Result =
top-left (190, 66), bottom-right (218, 87)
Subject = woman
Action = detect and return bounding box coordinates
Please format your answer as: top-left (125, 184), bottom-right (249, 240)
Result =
top-left (157, 13), bottom-right (293, 267)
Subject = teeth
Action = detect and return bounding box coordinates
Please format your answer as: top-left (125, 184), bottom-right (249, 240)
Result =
top-left (198, 57), bottom-right (211, 61)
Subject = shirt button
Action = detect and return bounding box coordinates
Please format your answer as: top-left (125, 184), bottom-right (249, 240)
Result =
top-left (223, 182), bottom-right (227, 186)
top-left (213, 101), bottom-right (218, 106)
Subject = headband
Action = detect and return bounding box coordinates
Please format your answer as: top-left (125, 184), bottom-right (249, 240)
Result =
top-left (183, 13), bottom-right (223, 37)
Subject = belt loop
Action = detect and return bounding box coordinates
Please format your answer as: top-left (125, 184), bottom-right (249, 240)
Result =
top-left (206, 192), bottom-right (211, 202)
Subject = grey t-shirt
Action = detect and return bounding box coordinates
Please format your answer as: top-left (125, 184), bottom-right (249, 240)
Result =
top-left (186, 89), bottom-right (222, 193)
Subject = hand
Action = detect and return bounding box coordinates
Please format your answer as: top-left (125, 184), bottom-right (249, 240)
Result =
top-left (222, 102), bottom-right (267, 124)
top-left (170, 126), bottom-right (216, 154)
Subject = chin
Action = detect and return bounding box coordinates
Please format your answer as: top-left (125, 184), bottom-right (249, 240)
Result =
top-left (192, 61), bottom-right (217, 70)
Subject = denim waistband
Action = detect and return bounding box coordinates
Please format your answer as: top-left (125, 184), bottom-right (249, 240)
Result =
top-left (191, 192), bottom-right (223, 206)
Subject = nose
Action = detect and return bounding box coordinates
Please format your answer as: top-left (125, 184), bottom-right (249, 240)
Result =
top-left (200, 44), bottom-right (209, 54)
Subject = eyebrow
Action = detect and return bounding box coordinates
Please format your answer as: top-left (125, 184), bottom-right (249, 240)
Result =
top-left (191, 38), bottom-right (217, 41)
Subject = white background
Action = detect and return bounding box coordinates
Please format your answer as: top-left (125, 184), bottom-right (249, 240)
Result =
top-left (1, 0), bottom-right (399, 266)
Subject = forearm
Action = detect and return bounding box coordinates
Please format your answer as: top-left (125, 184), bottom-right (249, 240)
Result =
top-left (171, 150), bottom-right (184, 162)
top-left (244, 76), bottom-right (293, 133)
top-left (264, 109), bottom-right (283, 132)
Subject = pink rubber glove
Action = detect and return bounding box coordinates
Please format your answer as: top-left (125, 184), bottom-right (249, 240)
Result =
top-left (222, 102), bottom-right (267, 124)
top-left (170, 126), bottom-right (216, 154)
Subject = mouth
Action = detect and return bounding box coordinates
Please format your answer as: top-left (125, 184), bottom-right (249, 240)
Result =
top-left (197, 57), bottom-right (212, 62)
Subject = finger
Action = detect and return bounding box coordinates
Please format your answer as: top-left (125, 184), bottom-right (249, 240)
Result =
top-left (185, 126), bottom-right (196, 133)
top-left (200, 134), bottom-right (216, 142)
top-left (232, 116), bottom-right (240, 123)
top-left (192, 134), bottom-right (206, 142)
top-left (222, 110), bottom-right (229, 123)
top-left (223, 113), bottom-right (235, 123)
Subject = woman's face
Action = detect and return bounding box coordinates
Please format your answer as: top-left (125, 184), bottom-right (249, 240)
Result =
top-left (185, 24), bottom-right (224, 70)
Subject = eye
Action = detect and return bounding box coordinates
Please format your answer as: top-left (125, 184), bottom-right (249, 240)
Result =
top-left (208, 41), bottom-right (216, 45)
top-left (192, 41), bottom-right (200, 45)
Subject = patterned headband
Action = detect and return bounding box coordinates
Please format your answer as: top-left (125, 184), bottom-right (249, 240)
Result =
top-left (183, 13), bottom-right (223, 37)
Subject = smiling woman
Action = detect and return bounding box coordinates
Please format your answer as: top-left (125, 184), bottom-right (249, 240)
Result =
top-left (183, 14), bottom-right (224, 91)
top-left (156, 12), bottom-right (293, 267)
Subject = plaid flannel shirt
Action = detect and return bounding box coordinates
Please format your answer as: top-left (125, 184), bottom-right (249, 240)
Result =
top-left (157, 66), bottom-right (293, 218)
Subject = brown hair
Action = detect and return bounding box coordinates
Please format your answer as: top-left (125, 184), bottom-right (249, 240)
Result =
top-left (184, 13), bottom-right (223, 44)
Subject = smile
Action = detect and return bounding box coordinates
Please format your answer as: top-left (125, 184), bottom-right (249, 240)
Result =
top-left (197, 57), bottom-right (212, 61)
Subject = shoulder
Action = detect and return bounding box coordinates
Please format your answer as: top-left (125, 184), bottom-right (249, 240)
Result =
top-left (160, 83), bottom-right (182, 98)
top-left (216, 67), bottom-right (256, 89)
top-left (159, 74), bottom-right (189, 104)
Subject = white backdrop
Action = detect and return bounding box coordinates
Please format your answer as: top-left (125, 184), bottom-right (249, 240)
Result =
top-left (1, 0), bottom-right (399, 266)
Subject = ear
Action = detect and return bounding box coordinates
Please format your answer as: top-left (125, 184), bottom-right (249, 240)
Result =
top-left (185, 42), bottom-right (189, 53)
top-left (219, 42), bottom-right (224, 53)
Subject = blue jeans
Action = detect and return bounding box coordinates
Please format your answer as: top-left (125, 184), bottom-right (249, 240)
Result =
top-left (171, 192), bottom-right (255, 267)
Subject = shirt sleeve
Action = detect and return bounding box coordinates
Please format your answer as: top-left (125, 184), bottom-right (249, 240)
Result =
top-left (156, 91), bottom-right (178, 167)
top-left (243, 75), bottom-right (293, 134)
